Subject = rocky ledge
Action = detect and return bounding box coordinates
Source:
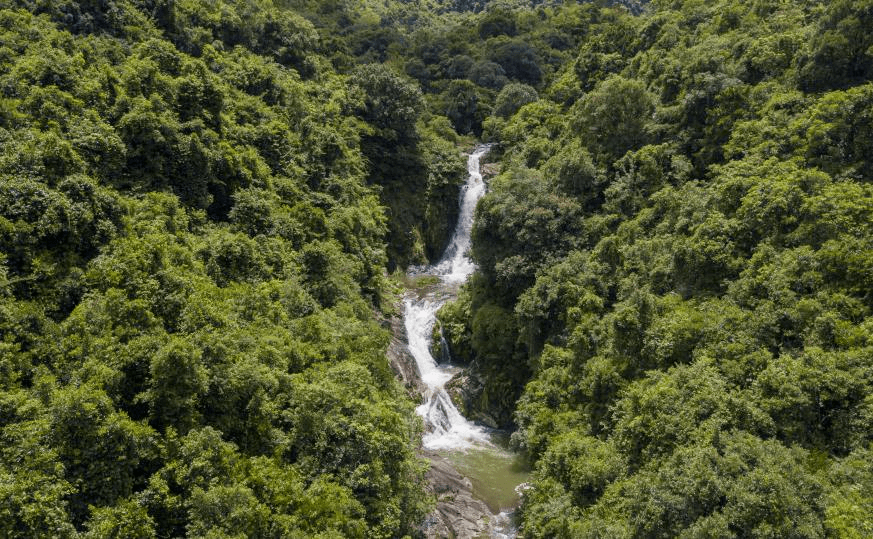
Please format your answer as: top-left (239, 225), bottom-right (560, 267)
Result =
top-left (420, 452), bottom-right (499, 539)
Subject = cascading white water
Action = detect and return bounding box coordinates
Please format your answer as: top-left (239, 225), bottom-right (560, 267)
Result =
top-left (431, 147), bottom-right (490, 283)
top-left (405, 145), bottom-right (492, 450)
top-left (405, 146), bottom-right (525, 538)
top-left (405, 297), bottom-right (490, 450)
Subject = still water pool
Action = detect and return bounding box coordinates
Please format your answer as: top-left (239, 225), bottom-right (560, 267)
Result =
top-left (439, 435), bottom-right (530, 514)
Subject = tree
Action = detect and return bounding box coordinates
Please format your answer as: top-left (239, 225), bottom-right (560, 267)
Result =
top-left (468, 60), bottom-right (508, 90)
top-left (573, 75), bottom-right (654, 164)
top-left (493, 82), bottom-right (538, 119)
top-left (349, 63), bottom-right (423, 141)
top-left (84, 500), bottom-right (157, 539)
top-left (487, 38), bottom-right (543, 85)
top-left (797, 0), bottom-right (873, 92)
top-left (438, 79), bottom-right (487, 135)
top-left (478, 8), bottom-right (517, 39)
top-left (144, 337), bottom-right (209, 432)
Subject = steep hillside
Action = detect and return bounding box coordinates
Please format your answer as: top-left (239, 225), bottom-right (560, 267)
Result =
top-left (0, 0), bottom-right (456, 535)
top-left (2, 0), bottom-right (871, 537)
top-left (433, 0), bottom-right (873, 536)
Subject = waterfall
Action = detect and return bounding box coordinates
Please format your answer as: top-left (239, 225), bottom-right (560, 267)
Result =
top-left (432, 146), bottom-right (490, 283)
top-left (404, 146), bottom-right (524, 538)
top-left (404, 145), bottom-right (492, 450)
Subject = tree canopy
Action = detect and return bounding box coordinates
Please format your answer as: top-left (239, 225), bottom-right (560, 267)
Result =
top-left (430, 0), bottom-right (873, 536)
top-left (2, 0), bottom-right (873, 536)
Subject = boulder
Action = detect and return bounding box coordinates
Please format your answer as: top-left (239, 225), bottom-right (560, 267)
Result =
top-left (421, 452), bottom-right (497, 538)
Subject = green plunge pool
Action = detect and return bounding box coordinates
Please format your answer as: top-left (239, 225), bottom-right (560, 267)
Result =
top-left (439, 434), bottom-right (530, 514)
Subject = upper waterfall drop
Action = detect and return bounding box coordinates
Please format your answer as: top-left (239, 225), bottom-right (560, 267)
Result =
top-left (432, 145), bottom-right (491, 284)
top-left (404, 144), bottom-right (493, 451)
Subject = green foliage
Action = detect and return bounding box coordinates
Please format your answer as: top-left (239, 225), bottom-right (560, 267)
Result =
top-left (0, 1), bottom-right (440, 535)
top-left (541, 139), bottom-right (601, 207)
top-left (825, 447), bottom-right (873, 538)
top-left (493, 82), bottom-right (538, 119)
top-left (418, 0), bottom-right (873, 536)
top-left (434, 79), bottom-right (489, 135)
top-left (434, 289), bottom-right (475, 365)
top-left (583, 432), bottom-right (827, 538)
top-left (468, 59), bottom-right (509, 90)
top-left (478, 7), bottom-right (517, 39)
top-left (472, 167), bottom-right (585, 298)
top-left (573, 75), bottom-right (655, 165)
top-left (350, 63), bottom-right (424, 142)
top-left (797, 0), bottom-right (873, 92)
top-left (487, 38), bottom-right (543, 85)
top-left (4, 0), bottom-right (873, 536)
top-left (83, 499), bottom-right (156, 539)
top-left (348, 62), bottom-right (470, 268)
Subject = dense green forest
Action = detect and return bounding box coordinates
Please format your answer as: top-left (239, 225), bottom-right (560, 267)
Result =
top-left (429, 0), bottom-right (873, 536)
top-left (0, 0), bottom-right (470, 535)
top-left (1, 0), bottom-right (872, 537)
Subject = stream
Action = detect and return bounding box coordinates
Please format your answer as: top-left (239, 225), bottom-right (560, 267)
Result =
top-left (404, 146), bottom-right (529, 537)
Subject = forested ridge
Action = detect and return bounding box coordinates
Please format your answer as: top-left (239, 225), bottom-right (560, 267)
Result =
top-left (0, 0), bottom-right (466, 535)
top-left (430, 0), bottom-right (873, 537)
top-left (1, 0), bottom-right (872, 537)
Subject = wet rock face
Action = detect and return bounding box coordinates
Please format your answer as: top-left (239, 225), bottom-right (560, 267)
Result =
top-left (432, 306), bottom-right (475, 367)
top-left (445, 371), bottom-right (503, 429)
top-left (431, 318), bottom-right (473, 367)
top-left (421, 453), bottom-right (497, 538)
top-left (384, 311), bottom-right (426, 400)
top-left (424, 170), bottom-right (466, 263)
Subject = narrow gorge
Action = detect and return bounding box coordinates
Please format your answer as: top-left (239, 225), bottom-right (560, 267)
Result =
top-left (394, 146), bottom-right (529, 538)
top-left (3, 1), bottom-right (872, 536)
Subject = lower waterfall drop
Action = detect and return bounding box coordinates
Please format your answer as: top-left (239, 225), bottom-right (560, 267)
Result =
top-left (405, 297), bottom-right (490, 450)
